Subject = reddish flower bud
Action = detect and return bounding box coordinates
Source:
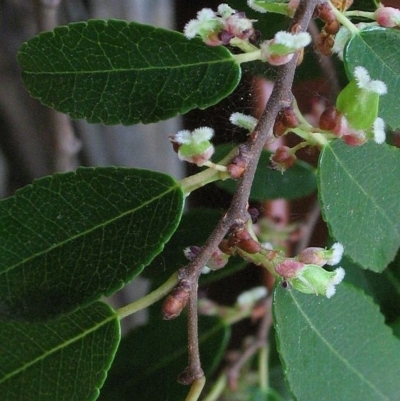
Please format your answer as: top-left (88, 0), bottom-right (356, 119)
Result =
top-left (324, 20), bottom-right (340, 35)
top-left (275, 259), bottom-right (305, 278)
top-left (228, 227), bottom-right (262, 254)
top-left (319, 106), bottom-right (340, 131)
top-left (219, 239), bottom-right (234, 255)
top-left (227, 155), bottom-right (247, 179)
top-left (270, 146), bottom-right (297, 172)
top-left (317, 2), bottom-right (336, 23)
top-left (162, 280), bottom-right (190, 320)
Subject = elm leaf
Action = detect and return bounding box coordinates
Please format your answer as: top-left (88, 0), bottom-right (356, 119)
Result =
top-left (0, 302), bottom-right (120, 401)
top-left (274, 283), bottom-right (400, 401)
top-left (17, 19), bottom-right (241, 125)
top-left (318, 140), bottom-right (400, 271)
top-left (0, 167), bottom-right (184, 321)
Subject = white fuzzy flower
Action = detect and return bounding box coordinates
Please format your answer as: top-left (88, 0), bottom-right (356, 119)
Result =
top-left (183, 8), bottom-right (218, 40)
top-left (247, 0), bottom-right (268, 13)
top-left (327, 242), bottom-right (344, 266)
top-left (174, 130), bottom-right (193, 144)
top-left (230, 112), bottom-right (258, 131)
top-left (325, 267), bottom-right (345, 298)
top-left (274, 31), bottom-right (311, 49)
top-left (354, 66), bottom-right (387, 95)
top-left (217, 4), bottom-right (235, 18)
top-left (373, 117), bottom-right (386, 144)
top-left (191, 127), bottom-right (214, 142)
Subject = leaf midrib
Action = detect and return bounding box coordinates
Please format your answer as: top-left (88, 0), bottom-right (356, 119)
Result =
top-left (22, 57), bottom-right (235, 76)
top-left (0, 309), bottom-right (117, 385)
top-left (0, 182), bottom-right (181, 276)
top-left (290, 292), bottom-right (389, 400)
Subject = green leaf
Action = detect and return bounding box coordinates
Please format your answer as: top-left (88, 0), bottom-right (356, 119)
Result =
top-left (141, 209), bottom-right (246, 289)
top-left (98, 315), bottom-right (229, 401)
top-left (318, 140), bottom-right (400, 271)
top-left (0, 302), bottom-right (120, 401)
top-left (344, 27), bottom-right (400, 129)
top-left (214, 144), bottom-right (317, 200)
top-left (17, 19), bottom-right (241, 125)
top-left (273, 283), bottom-right (400, 401)
top-left (0, 167), bottom-right (184, 321)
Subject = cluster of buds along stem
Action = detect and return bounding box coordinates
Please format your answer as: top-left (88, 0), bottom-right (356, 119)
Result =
top-left (184, 4), bottom-right (256, 46)
top-left (275, 243), bottom-right (345, 298)
top-left (318, 66), bottom-right (387, 145)
top-left (170, 127), bottom-right (215, 166)
top-left (314, 0), bottom-right (354, 56)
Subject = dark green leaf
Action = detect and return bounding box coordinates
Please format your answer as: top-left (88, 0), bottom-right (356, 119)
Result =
top-left (318, 140), bottom-right (400, 271)
top-left (344, 27), bottom-right (400, 129)
top-left (98, 315), bottom-right (229, 401)
top-left (214, 144), bottom-right (317, 200)
top-left (0, 167), bottom-right (184, 321)
top-left (141, 208), bottom-right (246, 289)
top-left (341, 253), bottom-right (400, 322)
top-left (0, 302), bottom-right (120, 401)
top-left (17, 20), bottom-right (241, 125)
top-left (273, 283), bottom-right (400, 401)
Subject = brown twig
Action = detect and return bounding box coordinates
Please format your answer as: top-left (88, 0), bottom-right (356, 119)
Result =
top-left (177, 0), bottom-right (320, 386)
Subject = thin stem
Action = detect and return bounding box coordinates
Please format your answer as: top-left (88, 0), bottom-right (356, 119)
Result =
top-left (185, 377), bottom-right (206, 401)
top-left (202, 160), bottom-right (228, 172)
top-left (327, 0), bottom-right (359, 34)
top-left (179, 147), bottom-right (237, 195)
top-left (201, 373), bottom-right (227, 401)
top-left (116, 272), bottom-right (179, 319)
top-left (258, 345), bottom-right (268, 391)
top-left (233, 50), bottom-right (262, 64)
top-left (345, 10), bottom-right (375, 20)
top-left (179, 0), bottom-right (319, 388)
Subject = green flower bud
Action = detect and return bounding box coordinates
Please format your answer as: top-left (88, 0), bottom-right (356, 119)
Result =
top-left (287, 265), bottom-right (345, 298)
top-left (336, 66), bottom-right (387, 130)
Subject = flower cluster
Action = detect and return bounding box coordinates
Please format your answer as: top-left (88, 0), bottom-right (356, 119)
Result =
top-left (184, 4), bottom-right (255, 46)
top-left (275, 243), bottom-right (345, 298)
top-left (170, 127), bottom-right (214, 166)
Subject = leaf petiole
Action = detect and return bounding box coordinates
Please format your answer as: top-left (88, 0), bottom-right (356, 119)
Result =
top-left (116, 272), bottom-right (179, 319)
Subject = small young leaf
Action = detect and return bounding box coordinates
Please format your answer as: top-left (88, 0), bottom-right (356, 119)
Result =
top-left (0, 302), bottom-right (120, 401)
top-left (318, 140), bottom-right (400, 271)
top-left (0, 167), bottom-right (184, 321)
top-left (214, 144), bottom-right (317, 200)
top-left (17, 19), bottom-right (241, 125)
top-left (274, 283), bottom-right (400, 401)
top-left (98, 315), bottom-right (229, 401)
top-left (344, 27), bottom-right (400, 129)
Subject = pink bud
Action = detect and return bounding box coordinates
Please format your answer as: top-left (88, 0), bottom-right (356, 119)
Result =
top-left (270, 146), bottom-right (297, 172)
top-left (375, 7), bottom-right (400, 28)
top-left (298, 247), bottom-right (325, 266)
top-left (275, 259), bottom-right (305, 278)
